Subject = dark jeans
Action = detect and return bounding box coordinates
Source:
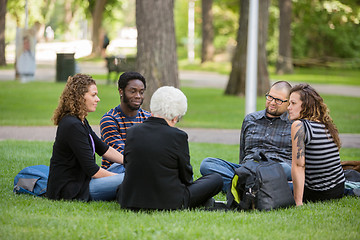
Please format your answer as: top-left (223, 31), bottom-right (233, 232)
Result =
top-left (185, 173), bottom-right (223, 208)
top-left (200, 157), bottom-right (292, 192)
top-left (303, 182), bottom-right (344, 203)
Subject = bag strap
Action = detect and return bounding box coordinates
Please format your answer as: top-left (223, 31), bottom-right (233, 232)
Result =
top-left (253, 151), bottom-right (268, 162)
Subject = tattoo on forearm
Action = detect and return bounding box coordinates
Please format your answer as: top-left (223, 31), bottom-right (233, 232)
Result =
top-left (294, 122), bottom-right (305, 160)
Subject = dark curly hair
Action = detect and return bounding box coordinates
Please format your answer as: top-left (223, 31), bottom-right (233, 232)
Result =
top-left (52, 74), bottom-right (96, 125)
top-left (290, 83), bottom-right (341, 149)
top-left (118, 71), bottom-right (146, 90)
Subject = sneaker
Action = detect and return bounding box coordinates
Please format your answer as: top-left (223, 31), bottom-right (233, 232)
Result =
top-left (203, 197), bottom-right (215, 208)
top-left (353, 188), bottom-right (360, 197)
top-left (205, 200), bottom-right (230, 211)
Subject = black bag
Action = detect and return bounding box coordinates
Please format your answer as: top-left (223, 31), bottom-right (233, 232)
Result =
top-left (227, 151), bottom-right (295, 211)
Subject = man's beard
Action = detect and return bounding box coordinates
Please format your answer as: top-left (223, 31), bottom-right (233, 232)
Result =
top-left (123, 94), bottom-right (142, 111)
top-left (266, 107), bottom-right (282, 117)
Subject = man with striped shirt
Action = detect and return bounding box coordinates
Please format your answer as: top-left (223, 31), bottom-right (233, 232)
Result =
top-left (100, 72), bottom-right (151, 172)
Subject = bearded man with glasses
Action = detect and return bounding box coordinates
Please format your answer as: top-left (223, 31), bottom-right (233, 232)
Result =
top-left (200, 81), bottom-right (293, 192)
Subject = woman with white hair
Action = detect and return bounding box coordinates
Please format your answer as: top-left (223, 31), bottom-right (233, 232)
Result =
top-left (117, 86), bottom-right (222, 210)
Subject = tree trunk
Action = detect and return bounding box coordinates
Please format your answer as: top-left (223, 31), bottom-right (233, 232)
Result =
top-left (64, 0), bottom-right (73, 40)
top-left (225, 0), bottom-right (270, 97)
top-left (0, 0), bottom-right (7, 66)
top-left (91, 0), bottom-right (107, 57)
top-left (225, 0), bottom-right (248, 96)
top-left (136, 0), bottom-right (178, 111)
top-left (201, 0), bottom-right (214, 63)
top-left (276, 0), bottom-right (293, 74)
top-left (257, 0), bottom-right (271, 96)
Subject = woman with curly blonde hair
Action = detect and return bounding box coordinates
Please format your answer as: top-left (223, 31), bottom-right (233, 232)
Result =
top-left (47, 74), bottom-right (125, 201)
top-left (288, 84), bottom-right (345, 206)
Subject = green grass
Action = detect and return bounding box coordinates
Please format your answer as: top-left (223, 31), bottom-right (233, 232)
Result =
top-left (179, 59), bottom-right (232, 75)
top-left (1, 140), bottom-right (359, 240)
top-left (1, 81), bottom-right (359, 133)
top-left (0, 63), bottom-right (14, 70)
top-left (271, 67), bottom-right (360, 86)
top-left (178, 61), bottom-right (360, 86)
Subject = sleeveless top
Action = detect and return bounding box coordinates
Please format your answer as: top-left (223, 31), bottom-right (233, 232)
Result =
top-left (302, 120), bottom-right (345, 191)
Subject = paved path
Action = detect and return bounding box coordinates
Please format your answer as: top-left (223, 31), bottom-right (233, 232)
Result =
top-left (0, 126), bottom-right (359, 148)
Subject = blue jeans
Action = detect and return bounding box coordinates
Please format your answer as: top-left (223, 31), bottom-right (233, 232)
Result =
top-left (106, 163), bottom-right (126, 174)
top-left (89, 165), bottom-right (125, 201)
top-left (200, 157), bottom-right (292, 192)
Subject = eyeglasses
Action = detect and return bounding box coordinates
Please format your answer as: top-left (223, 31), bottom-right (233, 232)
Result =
top-left (265, 93), bottom-right (288, 105)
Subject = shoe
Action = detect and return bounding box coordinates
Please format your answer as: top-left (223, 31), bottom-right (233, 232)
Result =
top-left (205, 200), bottom-right (230, 211)
top-left (214, 201), bottom-right (228, 209)
top-left (203, 197), bottom-right (215, 208)
top-left (353, 188), bottom-right (360, 197)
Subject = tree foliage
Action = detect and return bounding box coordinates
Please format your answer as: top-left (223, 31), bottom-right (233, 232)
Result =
top-left (3, 0), bottom-right (360, 64)
top-left (177, 0), bottom-right (360, 63)
top-left (7, 0), bottom-right (58, 28)
top-left (292, 0), bottom-right (360, 59)
top-left (174, 0), bottom-right (238, 59)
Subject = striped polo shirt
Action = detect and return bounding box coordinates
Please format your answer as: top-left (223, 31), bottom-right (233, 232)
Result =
top-left (302, 120), bottom-right (345, 191)
top-left (100, 105), bottom-right (151, 169)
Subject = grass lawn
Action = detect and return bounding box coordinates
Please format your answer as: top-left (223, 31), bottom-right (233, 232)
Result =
top-left (1, 140), bottom-right (359, 240)
top-left (270, 67), bottom-right (360, 86)
top-left (178, 60), bottom-right (360, 86)
top-left (1, 81), bottom-right (360, 133)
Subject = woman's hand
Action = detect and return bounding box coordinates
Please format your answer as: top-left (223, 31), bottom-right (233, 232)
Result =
top-left (92, 168), bottom-right (117, 178)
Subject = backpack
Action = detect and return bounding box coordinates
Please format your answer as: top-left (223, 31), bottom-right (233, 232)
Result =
top-left (13, 165), bottom-right (49, 197)
top-left (227, 151), bottom-right (295, 211)
top-left (344, 169), bottom-right (360, 197)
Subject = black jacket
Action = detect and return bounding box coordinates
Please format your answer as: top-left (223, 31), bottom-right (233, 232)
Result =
top-left (47, 115), bottom-right (108, 201)
top-left (118, 117), bottom-right (193, 210)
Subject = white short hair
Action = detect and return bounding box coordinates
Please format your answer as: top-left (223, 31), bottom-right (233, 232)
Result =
top-left (150, 86), bottom-right (187, 121)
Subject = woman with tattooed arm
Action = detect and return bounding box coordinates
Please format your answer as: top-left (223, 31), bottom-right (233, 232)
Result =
top-left (288, 84), bottom-right (345, 206)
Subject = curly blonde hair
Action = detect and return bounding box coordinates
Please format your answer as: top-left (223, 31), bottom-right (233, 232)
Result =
top-left (290, 84), bottom-right (341, 149)
top-left (52, 74), bottom-right (96, 125)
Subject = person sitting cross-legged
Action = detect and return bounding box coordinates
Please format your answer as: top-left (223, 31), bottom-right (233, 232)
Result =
top-left (100, 72), bottom-right (151, 173)
top-left (47, 74), bottom-right (124, 201)
top-left (200, 81), bottom-right (293, 192)
top-left (117, 86), bottom-right (223, 210)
